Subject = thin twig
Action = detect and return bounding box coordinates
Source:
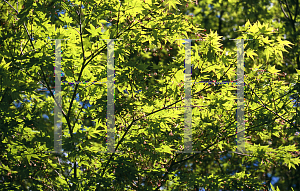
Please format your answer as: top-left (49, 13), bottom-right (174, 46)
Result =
top-left (245, 81), bottom-right (300, 132)
top-left (3, 0), bottom-right (18, 12)
top-left (285, 0), bottom-right (294, 19)
top-left (279, 0), bottom-right (289, 18)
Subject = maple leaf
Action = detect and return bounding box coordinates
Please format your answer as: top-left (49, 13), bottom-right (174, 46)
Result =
top-left (267, 65), bottom-right (281, 74)
top-left (165, 0), bottom-right (181, 10)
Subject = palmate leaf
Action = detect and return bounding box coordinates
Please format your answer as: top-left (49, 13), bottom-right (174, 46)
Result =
top-left (165, 0), bottom-right (182, 10)
top-left (246, 49), bottom-right (258, 62)
top-left (267, 65), bottom-right (281, 74)
top-left (263, 46), bottom-right (273, 62)
top-left (86, 24), bottom-right (99, 37)
top-left (59, 12), bottom-right (73, 24)
top-left (0, 57), bottom-right (11, 70)
top-left (155, 144), bottom-right (176, 154)
top-left (130, 0), bottom-right (145, 15)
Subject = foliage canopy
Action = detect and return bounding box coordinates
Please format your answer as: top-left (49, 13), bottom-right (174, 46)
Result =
top-left (0, 0), bottom-right (300, 190)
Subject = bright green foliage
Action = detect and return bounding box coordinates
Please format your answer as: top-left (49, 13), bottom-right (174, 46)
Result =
top-left (183, 0), bottom-right (300, 77)
top-left (0, 0), bottom-right (300, 190)
top-left (270, 183), bottom-right (281, 191)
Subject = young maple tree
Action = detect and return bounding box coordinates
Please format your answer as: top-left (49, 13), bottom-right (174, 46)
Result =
top-left (0, 0), bottom-right (299, 190)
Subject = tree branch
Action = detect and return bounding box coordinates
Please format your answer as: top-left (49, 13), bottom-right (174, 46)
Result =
top-left (285, 0), bottom-right (297, 35)
top-left (4, 0), bottom-right (35, 51)
top-left (215, 154), bottom-right (225, 174)
top-left (40, 65), bottom-right (74, 138)
top-left (279, 0), bottom-right (289, 18)
top-left (0, 87), bottom-right (9, 108)
top-left (66, 3), bottom-right (91, 135)
top-left (245, 81), bottom-right (300, 132)
top-left (154, 111), bottom-right (285, 191)
top-left (285, 0), bottom-right (294, 19)
top-left (295, 0), bottom-right (299, 22)
top-left (115, 1), bottom-right (122, 38)
top-left (3, 0), bottom-right (18, 13)
top-left (79, 2), bottom-right (85, 61)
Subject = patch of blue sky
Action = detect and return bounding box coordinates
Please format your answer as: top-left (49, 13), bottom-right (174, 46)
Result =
top-left (230, 170), bottom-right (238, 176)
top-left (267, 2), bottom-right (274, 10)
top-left (75, 92), bottom-right (80, 102)
top-left (271, 176), bottom-right (280, 186)
top-left (57, 10), bottom-right (66, 16)
top-left (106, 21), bottom-right (112, 27)
top-left (82, 101), bottom-right (91, 109)
top-left (290, 93), bottom-right (300, 107)
top-left (253, 160), bottom-right (259, 166)
top-left (13, 101), bottom-right (22, 108)
top-left (42, 114), bottom-right (49, 119)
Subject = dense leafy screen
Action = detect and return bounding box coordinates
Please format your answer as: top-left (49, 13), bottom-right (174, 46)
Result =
top-left (0, 0), bottom-right (300, 190)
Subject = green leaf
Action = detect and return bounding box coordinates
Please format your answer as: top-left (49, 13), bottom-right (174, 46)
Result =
top-left (267, 65), bottom-right (281, 74)
top-left (166, 0), bottom-right (182, 10)
top-left (59, 12), bottom-right (73, 24)
top-left (86, 24), bottom-right (102, 38)
top-left (0, 57), bottom-right (11, 70)
top-left (264, 46), bottom-right (273, 62)
top-left (246, 49), bottom-right (258, 61)
top-left (155, 145), bottom-right (176, 154)
top-left (270, 183), bottom-right (281, 191)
